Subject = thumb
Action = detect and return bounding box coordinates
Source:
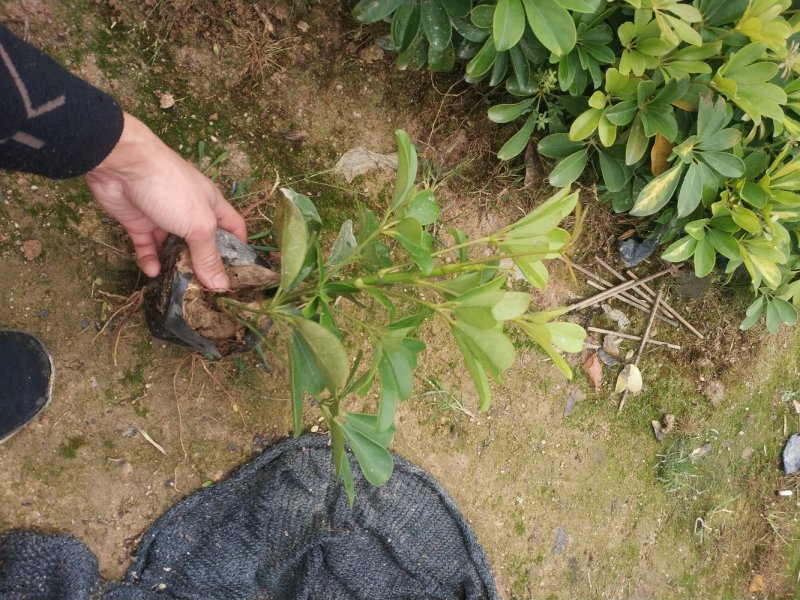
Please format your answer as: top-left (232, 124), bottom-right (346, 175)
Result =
top-left (185, 229), bottom-right (230, 291)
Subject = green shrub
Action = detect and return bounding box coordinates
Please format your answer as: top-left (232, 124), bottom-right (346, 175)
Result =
top-left (353, 0), bottom-right (800, 332)
top-left (224, 130), bottom-right (584, 500)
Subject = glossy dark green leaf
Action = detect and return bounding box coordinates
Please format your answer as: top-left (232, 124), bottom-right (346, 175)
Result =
top-left (488, 98), bottom-right (534, 124)
top-left (428, 41), bottom-right (456, 71)
top-left (353, 0), bottom-right (405, 23)
top-left (391, 1), bottom-right (421, 52)
top-left (470, 4), bottom-right (495, 29)
top-left (396, 23), bottom-right (428, 69)
top-left (548, 149), bottom-right (589, 188)
top-left (508, 45), bottom-right (531, 90)
top-left (494, 0), bottom-right (526, 51)
top-left (421, 0), bottom-right (452, 51)
top-left (466, 36), bottom-right (498, 79)
top-left (537, 133), bottom-right (584, 159)
top-left (452, 17), bottom-right (490, 42)
top-left (489, 50), bottom-right (509, 86)
top-left (441, 0), bottom-right (470, 17)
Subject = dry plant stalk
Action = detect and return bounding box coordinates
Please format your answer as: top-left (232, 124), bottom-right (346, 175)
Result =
top-left (618, 289), bottom-right (663, 412)
top-left (567, 268), bottom-right (671, 312)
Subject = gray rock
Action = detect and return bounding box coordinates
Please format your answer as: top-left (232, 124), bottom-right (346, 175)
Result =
top-left (552, 526), bottom-right (568, 556)
top-left (782, 433), bottom-right (800, 474)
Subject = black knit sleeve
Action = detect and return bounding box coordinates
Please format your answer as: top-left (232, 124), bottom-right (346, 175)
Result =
top-left (0, 23), bottom-right (124, 179)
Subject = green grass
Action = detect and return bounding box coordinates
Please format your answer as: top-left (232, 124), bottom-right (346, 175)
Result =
top-left (59, 435), bottom-right (87, 458)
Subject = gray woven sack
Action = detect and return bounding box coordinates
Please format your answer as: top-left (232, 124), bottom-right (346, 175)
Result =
top-left (0, 435), bottom-right (499, 600)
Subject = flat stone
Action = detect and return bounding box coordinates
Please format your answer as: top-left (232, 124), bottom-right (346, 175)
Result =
top-left (782, 433), bottom-right (800, 474)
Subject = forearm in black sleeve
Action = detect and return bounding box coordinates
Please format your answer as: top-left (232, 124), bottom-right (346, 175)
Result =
top-left (0, 23), bottom-right (124, 179)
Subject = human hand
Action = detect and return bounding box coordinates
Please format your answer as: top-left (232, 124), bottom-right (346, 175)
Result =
top-left (84, 112), bottom-right (247, 290)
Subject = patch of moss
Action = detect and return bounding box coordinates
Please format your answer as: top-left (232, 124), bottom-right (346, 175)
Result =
top-left (59, 435), bottom-right (87, 458)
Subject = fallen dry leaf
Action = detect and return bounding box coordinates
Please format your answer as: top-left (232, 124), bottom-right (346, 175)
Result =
top-left (615, 364), bottom-right (642, 394)
top-left (159, 92), bottom-right (175, 109)
top-left (748, 573), bottom-right (764, 593)
top-left (650, 133), bottom-right (674, 176)
top-left (583, 353), bottom-right (603, 390)
top-left (359, 45), bottom-right (385, 63)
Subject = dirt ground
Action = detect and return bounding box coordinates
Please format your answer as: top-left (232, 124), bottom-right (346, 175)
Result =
top-left (2, 1), bottom-right (800, 598)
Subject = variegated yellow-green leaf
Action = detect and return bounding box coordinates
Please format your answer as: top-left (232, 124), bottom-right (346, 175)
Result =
top-left (630, 163), bottom-right (684, 216)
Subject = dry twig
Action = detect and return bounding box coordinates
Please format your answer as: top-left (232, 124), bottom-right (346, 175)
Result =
top-left (567, 268), bottom-right (671, 312)
top-left (618, 289), bottom-right (663, 412)
top-left (626, 268), bottom-right (704, 339)
top-left (587, 327), bottom-right (680, 350)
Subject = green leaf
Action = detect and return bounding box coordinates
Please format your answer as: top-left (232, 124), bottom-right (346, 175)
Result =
top-left (452, 333), bottom-right (493, 411)
top-left (694, 236), bottom-right (716, 278)
top-left (488, 98), bottom-right (534, 123)
top-left (598, 150), bottom-right (629, 193)
top-left (706, 229), bottom-right (740, 261)
top-left (289, 331), bottom-right (323, 437)
top-left (731, 205), bottom-right (761, 234)
top-left (277, 189), bottom-right (309, 290)
top-left (428, 41), bottom-right (456, 71)
top-left (470, 4), bottom-right (494, 28)
top-left (630, 163), bottom-right (684, 217)
top-left (685, 218), bottom-right (708, 240)
top-left (327, 220), bottom-right (357, 266)
top-left (451, 320), bottom-right (515, 381)
top-left (766, 300), bottom-right (780, 333)
top-left (494, 0), bottom-right (525, 51)
top-left (740, 296), bottom-right (764, 330)
top-left (774, 297), bottom-right (797, 325)
top-left (452, 16), bottom-right (489, 42)
top-left (514, 318), bottom-right (574, 378)
top-left (340, 414), bottom-right (395, 486)
top-left (739, 182), bottom-right (768, 209)
top-left (353, 0), bottom-right (405, 23)
top-left (497, 111), bottom-right (537, 160)
top-left (489, 50), bottom-right (509, 86)
top-left (568, 108), bottom-right (603, 141)
top-left (537, 133), bottom-right (584, 159)
top-left (677, 162), bottom-right (703, 217)
top-left (392, 217), bottom-right (434, 274)
top-left (625, 114), bottom-right (649, 166)
top-left (604, 100), bottom-right (638, 126)
top-left (404, 189), bottom-right (440, 225)
top-left (521, 0), bottom-right (576, 56)
top-left (549, 149), bottom-right (588, 188)
top-left (295, 318), bottom-right (350, 393)
top-left (421, 0), bottom-right (451, 51)
top-left (509, 186), bottom-right (579, 234)
top-left (545, 321), bottom-right (586, 353)
top-left (391, 130), bottom-right (417, 210)
top-left (554, 0), bottom-right (602, 12)
top-left (465, 36), bottom-right (498, 79)
top-left (698, 151), bottom-right (745, 178)
top-left (391, 1), bottom-right (421, 52)
top-left (661, 235), bottom-right (697, 262)
top-left (492, 292), bottom-right (531, 320)
top-left (441, 0), bottom-right (470, 18)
